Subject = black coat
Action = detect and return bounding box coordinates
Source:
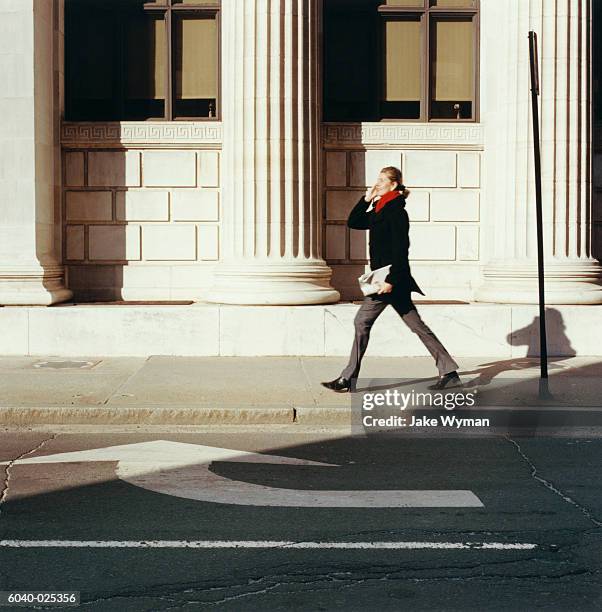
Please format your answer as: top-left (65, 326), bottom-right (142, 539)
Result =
top-left (347, 194), bottom-right (425, 301)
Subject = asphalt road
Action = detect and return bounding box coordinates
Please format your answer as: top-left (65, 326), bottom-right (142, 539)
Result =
top-left (0, 427), bottom-right (600, 611)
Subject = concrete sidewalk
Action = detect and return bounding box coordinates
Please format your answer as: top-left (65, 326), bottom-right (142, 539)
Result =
top-left (1, 355), bottom-right (601, 426)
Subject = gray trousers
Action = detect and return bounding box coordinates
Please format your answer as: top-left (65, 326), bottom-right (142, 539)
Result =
top-left (341, 297), bottom-right (459, 380)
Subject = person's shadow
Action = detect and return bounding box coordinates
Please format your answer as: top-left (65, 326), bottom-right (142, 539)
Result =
top-left (462, 308), bottom-right (576, 388)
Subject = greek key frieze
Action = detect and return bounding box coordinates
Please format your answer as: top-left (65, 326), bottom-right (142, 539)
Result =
top-left (323, 123), bottom-right (483, 148)
top-left (61, 122), bottom-right (223, 147)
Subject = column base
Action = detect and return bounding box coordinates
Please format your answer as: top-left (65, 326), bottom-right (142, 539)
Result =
top-left (474, 259), bottom-right (602, 304)
top-left (0, 263), bottom-right (73, 306)
top-left (203, 260), bottom-right (341, 305)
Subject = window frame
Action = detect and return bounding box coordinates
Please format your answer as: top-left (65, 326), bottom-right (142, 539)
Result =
top-left (65, 0), bottom-right (221, 122)
top-left (376, 0), bottom-right (480, 122)
top-left (322, 0), bottom-right (480, 123)
top-left (377, 13), bottom-right (425, 121)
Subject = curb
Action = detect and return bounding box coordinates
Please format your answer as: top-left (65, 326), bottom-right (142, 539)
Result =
top-left (0, 405), bottom-right (351, 426)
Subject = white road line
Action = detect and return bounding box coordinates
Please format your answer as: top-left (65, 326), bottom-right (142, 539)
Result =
top-left (0, 540), bottom-right (537, 550)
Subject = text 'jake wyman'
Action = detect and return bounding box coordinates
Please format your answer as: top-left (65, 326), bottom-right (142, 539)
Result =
top-left (362, 414), bottom-right (491, 428)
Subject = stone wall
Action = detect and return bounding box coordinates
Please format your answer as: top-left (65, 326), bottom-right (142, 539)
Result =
top-left (60, 121), bottom-right (485, 302)
top-left (322, 124), bottom-right (484, 301)
top-left (61, 124), bottom-right (221, 301)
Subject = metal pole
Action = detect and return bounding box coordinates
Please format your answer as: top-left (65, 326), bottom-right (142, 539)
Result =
top-left (528, 31), bottom-right (551, 399)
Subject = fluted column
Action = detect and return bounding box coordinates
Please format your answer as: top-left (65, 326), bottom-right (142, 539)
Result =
top-left (476, 0), bottom-right (602, 304)
top-left (205, 0), bottom-right (339, 305)
top-left (0, 0), bottom-right (71, 305)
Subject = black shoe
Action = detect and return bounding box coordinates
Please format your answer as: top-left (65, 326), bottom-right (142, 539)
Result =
top-left (321, 376), bottom-right (351, 393)
top-left (429, 371), bottom-right (462, 390)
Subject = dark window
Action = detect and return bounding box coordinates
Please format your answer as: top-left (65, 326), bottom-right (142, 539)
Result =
top-left (323, 0), bottom-right (479, 122)
top-left (65, 0), bottom-right (220, 121)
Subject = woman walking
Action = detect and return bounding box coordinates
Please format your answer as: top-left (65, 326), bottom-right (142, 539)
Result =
top-left (321, 166), bottom-right (461, 393)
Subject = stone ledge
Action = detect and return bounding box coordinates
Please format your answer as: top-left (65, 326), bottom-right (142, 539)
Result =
top-left (0, 303), bottom-right (600, 357)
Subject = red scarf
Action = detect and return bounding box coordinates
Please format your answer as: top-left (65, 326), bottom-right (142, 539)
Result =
top-left (374, 190), bottom-right (401, 213)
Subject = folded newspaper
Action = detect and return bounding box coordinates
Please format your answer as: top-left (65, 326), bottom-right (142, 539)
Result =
top-left (357, 264), bottom-right (391, 296)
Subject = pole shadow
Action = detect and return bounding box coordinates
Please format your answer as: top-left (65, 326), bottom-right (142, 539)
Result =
top-left (461, 308), bottom-right (576, 388)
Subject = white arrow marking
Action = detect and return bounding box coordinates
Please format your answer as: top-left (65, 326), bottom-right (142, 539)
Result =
top-left (2, 440), bottom-right (483, 508)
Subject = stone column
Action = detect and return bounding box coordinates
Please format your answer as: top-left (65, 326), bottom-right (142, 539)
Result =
top-left (206, 0), bottom-right (340, 305)
top-left (0, 0), bottom-right (71, 305)
top-left (476, 0), bottom-right (602, 304)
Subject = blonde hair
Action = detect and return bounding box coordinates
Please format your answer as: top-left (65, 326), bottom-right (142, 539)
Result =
top-left (380, 166), bottom-right (410, 198)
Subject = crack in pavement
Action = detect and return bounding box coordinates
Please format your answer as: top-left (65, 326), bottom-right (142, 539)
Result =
top-left (298, 357), bottom-right (319, 408)
top-left (101, 357), bottom-right (150, 405)
top-left (70, 554), bottom-right (582, 610)
top-left (0, 433), bottom-right (58, 515)
top-left (505, 436), bottom-right (602, 528)
top-left (203, 563), bottom-right (597, 607)
top-left (100, 564), bottom-right (595, 609)
top-left (182, 580), bottom-right (283, 608)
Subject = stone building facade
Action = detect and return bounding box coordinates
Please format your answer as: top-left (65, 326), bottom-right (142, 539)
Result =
top-left (1, 0), bottom-right (601, 320)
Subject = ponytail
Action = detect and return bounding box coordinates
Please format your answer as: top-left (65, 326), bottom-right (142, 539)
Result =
top-left (380, 166), bottom-right (410, 199)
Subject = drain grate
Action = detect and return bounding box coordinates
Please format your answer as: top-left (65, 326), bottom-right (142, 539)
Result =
top-left (32, 360), bottom-right (100, 370)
